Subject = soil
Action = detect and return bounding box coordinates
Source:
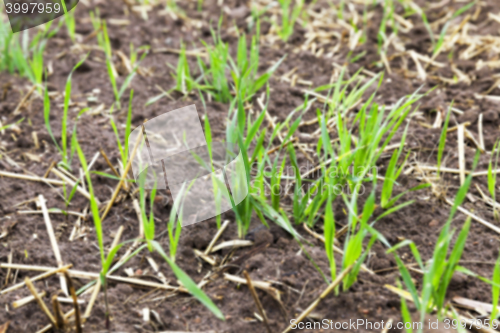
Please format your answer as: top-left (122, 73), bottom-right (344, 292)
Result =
top-left (0, 0), bottom-right (500, 332)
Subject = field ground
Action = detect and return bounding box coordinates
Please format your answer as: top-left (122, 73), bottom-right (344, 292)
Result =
top-left (1, 0), bottom-right (500, 332)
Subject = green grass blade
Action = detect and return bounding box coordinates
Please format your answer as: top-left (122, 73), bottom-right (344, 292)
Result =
top-left (75, 136), bottom-right (104, 264)
top-left (324, 194), bottom-right (336, 282)
top-left (102, 244), bottom-right (124, 275)
top-left (152, 241), bottom-right (225, 320)
top-left (124, 90), bottom-right (134, 166)
top-left (437, 103), bottom-right (452, 176)
top-left (376, 200), bottom-right (415, 221)
top-left (492, 254), bottom-right (500, 324)
top-left (394, 255), bottom-right (421, 310)
top-left (43, 87), bottom-right (62, 155)
top-left (488, 140), bottom-right (499, 200)
top-left (436, 217), bottom-right (471, 311)
top-left (245, 109), bottom-right (266, 148)
top-left (447, 150), bottom-right (480, 225)
top-left (400, 291), bottom-right (414, 333)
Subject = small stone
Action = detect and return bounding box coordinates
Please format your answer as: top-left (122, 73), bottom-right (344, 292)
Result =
top-left (282, 275), bottom-right (297, 287)
top-left (483, 110), bottom-right (499, 123)
top-left (116, 284), bottom-right (133, 295)
top-left (280, 254), bottom-right (305, 272)
top-left (107, 294), bottom-right (117, 304)
top-left (458, 109), bottom-right (478, 124)
top-left (192, 233), bottom-right (210, 249)
top-left (244, 253), bottom-right (265, 271)
top-left (229, 6), bottom-right (250, 19)
top-left (371, 256), bottom-right (391, 271)
top-left (254, 229), bottom-right (273, 245)
top-left (449, 271), bottom-right (467, 290)
top-left (276, 237), bottom-right (290, 248)
top-left (428, 219), bottom-right (439, 227)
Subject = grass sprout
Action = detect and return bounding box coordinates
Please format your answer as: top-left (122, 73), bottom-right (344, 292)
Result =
top-left (303, 75), bottom-right (424, 228)
top-left (151, 241), bottom-right (225, 320)
top-left (230, 29), bottom-right (283, 102)
top-left (299, 77), bottom-right (427, 288)
top-left (234, 87), bottom-right (305, 237)
top-left (288, 143), bottom-right (309, 224)
top-left (76, 136), bottom-right (224, 322)
top-left (174, 43), bottom-right (195, 95)
top-left (340, 188), bottom-right (379, 290)
top-left (0, 20), bottom-right (50, 90)
top-left (60, 0), bottom-right (76, 42)
top-left (226, 105), bottom-right (257, 237)
top-left (74, 135), bottom-right (116, 325)
top-left (489, 140), bottom-right (500, 221)
top-left (44, 56), bottom-right (88, 169)
top-left (198, 22), bottom-right (281, 103)
top-left (168, 185), bottom-right (184, 259)
top-left (432, 2), bottom-right (476, 57)
top-left (91, 14), bottom-right (148, 108)
top-left (380, 122), bottom-right (431, 209)
top-left (398, 279), bottom-right (414, 333)
top-left (199, 27), bottom-right (231, 103)
top-left (377, 0), bottom-right (397, 53)
top-left (437, 104), bottom-right (452, 177)
top-left (270, 153), bottom-right (287, 210)
top-left (109, 90), bottom-right (134, 168)
top-left (492, 253), bottom-right (500, 324)
top-left (0, 117), bottom-right (24, 132)
top-left (324, 192), bottom-right (336, 284)
top-left (138, 170), bottom-right (157, 252)
top-left (276, 0), bottom-right (304, 42)
top-left (386, 151), bottom-right (500, 331)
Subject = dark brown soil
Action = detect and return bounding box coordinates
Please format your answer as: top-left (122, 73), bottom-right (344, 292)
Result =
top-left (1, 0), bottom-right (500, 332)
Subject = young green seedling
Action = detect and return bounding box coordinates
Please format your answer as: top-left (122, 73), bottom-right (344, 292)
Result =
top-left (109, 90), bottom-right (134, 169)
top-left (323, 193), bottom-right (336, 285)
top-left (398, 279), bottom-right (414, 333)
top-left (432, 2), bottom-right (476, 57)
top-left (198, 22), bottom-right (281, 103)
top-left (276, 0), bottom-right (304, 42)
top-left (0, 21), bottom-right (51, 90)
top-left (270, 153), bottom-right (287, 211)
top-left (60, 0), bottom-right (76, 42)
top-left (197, 20), bottom-right (230, 102)
top-left (437, 104), bottom-right (452, 177)
top-left (168, 185), bottom-right (184, 260)
top-left (488, 140), bottom-right (500, 221)
top-left (0, 118), bottom-right (24, 132)
top-left (387, 152), bottom-right (488, 332)
top-left (288, 143), bottom-right (309, 224)
top-left (492, 253), bottom-right (500, 325)
top-left (77, 136), bottom-right (225, 322)
top-left (92, 16), bottom-right (148, 108)
top-left (138, 171), bottom-right (157, 253)
top-left (174, 44), bottom-right (194, 96)
top-left (74, 135), bottom-right (114, 326)
top-left (380, 122), bottom-right (431, 209)
top-left (44, 55), bottom-right (87, 170)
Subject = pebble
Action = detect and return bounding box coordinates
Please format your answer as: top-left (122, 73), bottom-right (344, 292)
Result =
top-left (254, 229), bottom-right (273, 245)
top-left (483, 110), bottom-right (499, 122)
